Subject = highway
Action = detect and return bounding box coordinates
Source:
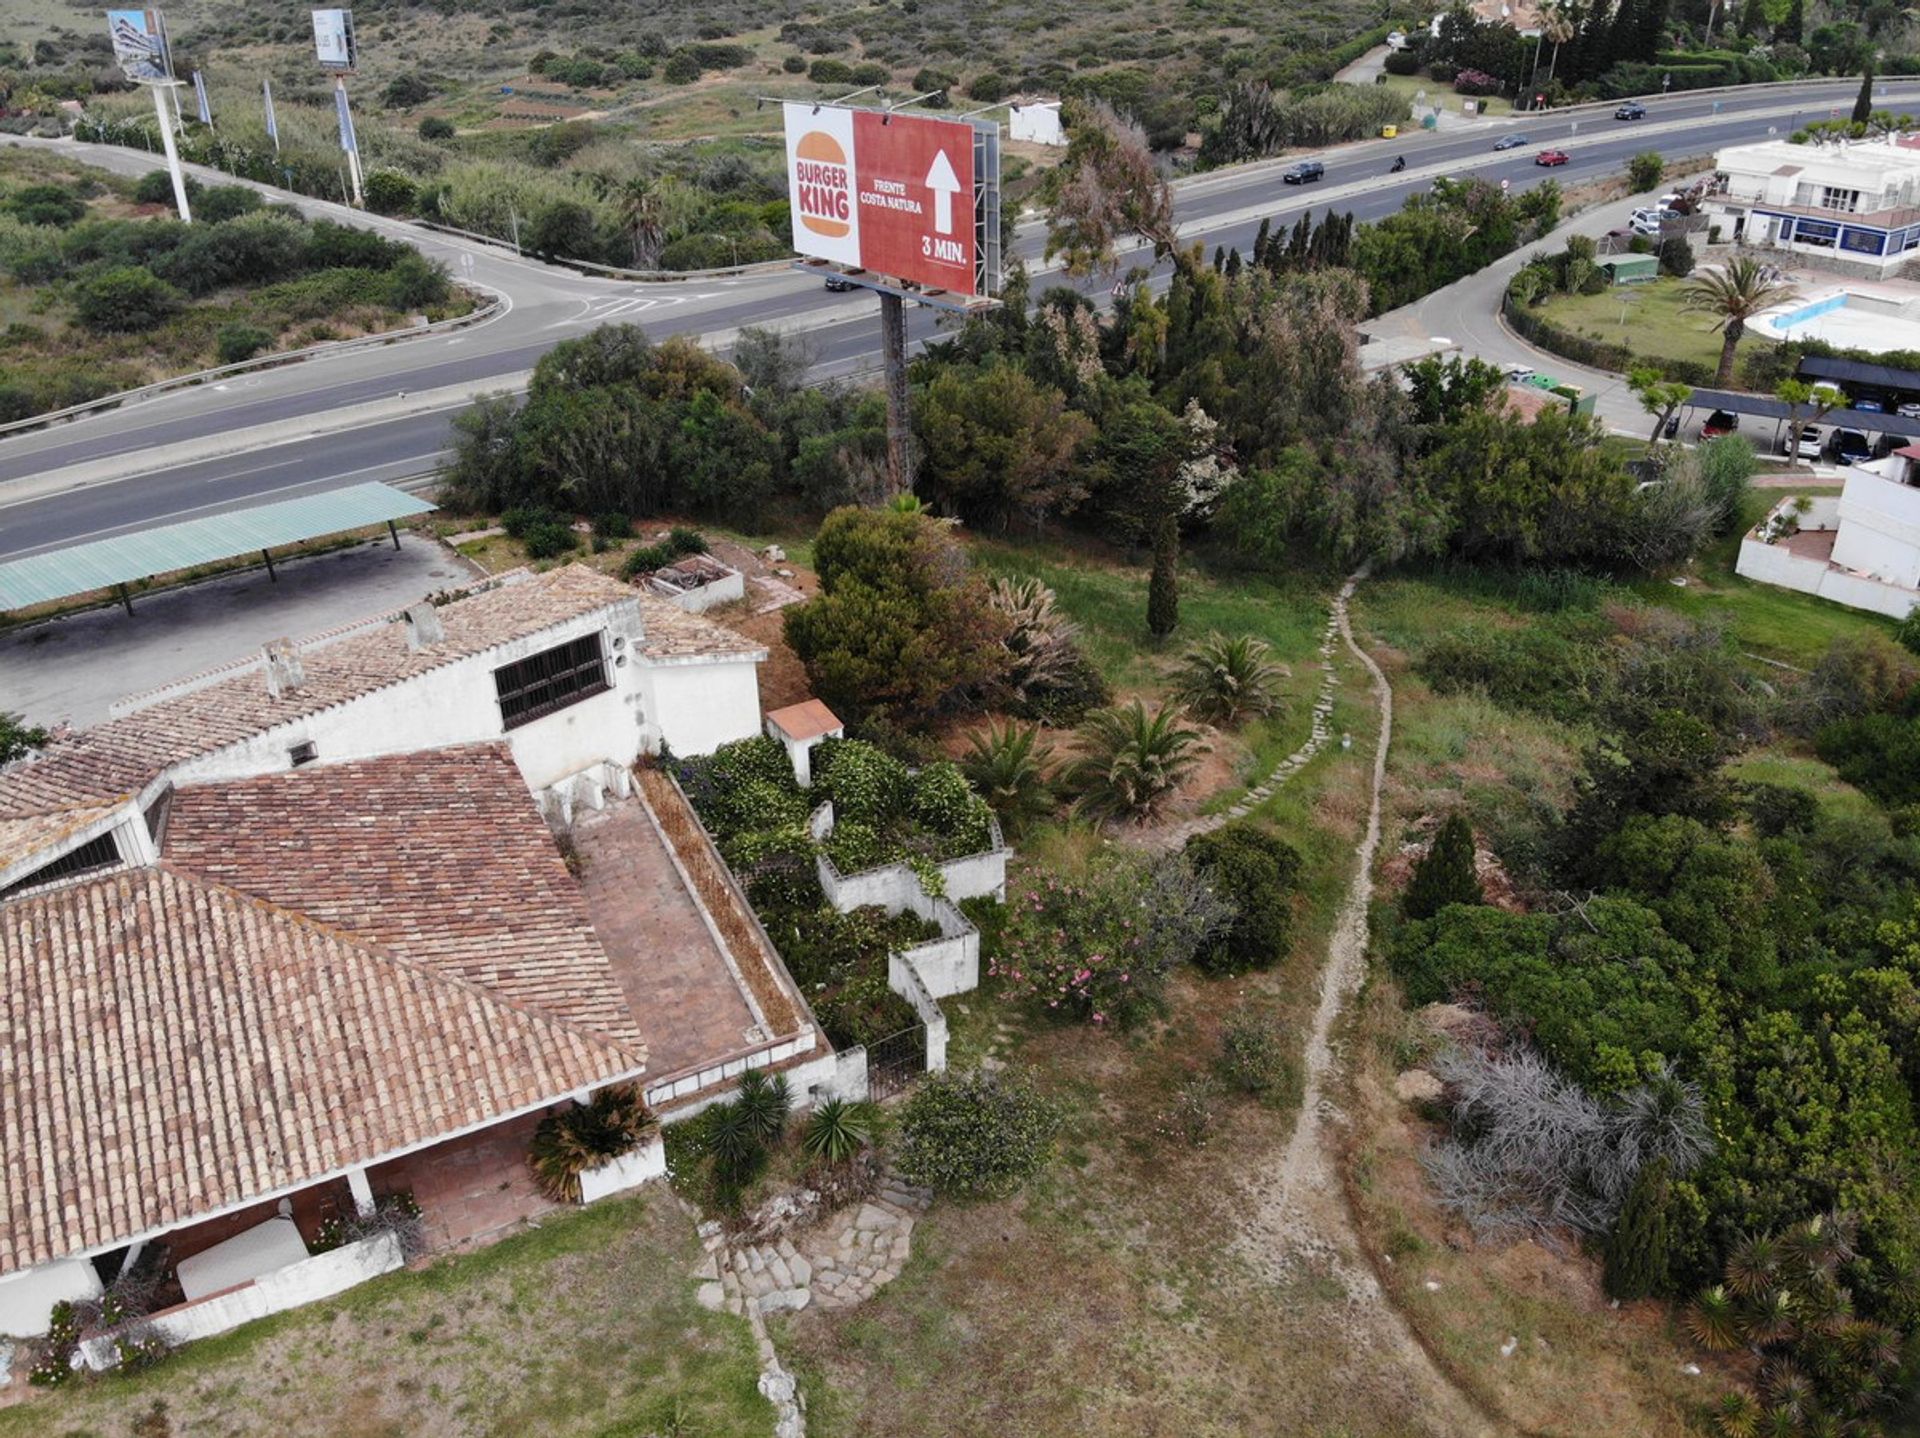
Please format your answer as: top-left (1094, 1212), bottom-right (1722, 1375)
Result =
top-left (2, 77), bottom-right (1913, 558)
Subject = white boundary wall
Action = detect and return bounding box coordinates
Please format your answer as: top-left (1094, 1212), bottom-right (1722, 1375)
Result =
top-left (1736, 496), bottom-right (1920, 619)
top-left (78, 1233), bottom-right (403, 1370)
top-left (579, 1136), bottom-right (668, 1203)
top-left (0, 1257), bottom-right (102, 1338)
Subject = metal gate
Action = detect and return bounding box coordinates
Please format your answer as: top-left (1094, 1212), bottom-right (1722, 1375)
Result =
top-left (865, 1023), bottom-right (928, 1101)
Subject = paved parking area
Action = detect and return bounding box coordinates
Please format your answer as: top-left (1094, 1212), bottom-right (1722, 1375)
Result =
top-left (0, 534), bottom-right (478, 729)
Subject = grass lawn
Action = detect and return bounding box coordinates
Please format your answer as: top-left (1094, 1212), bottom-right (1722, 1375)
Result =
top-left (1377, 72), bottom-right (1513, 119)
top-left (2, 1196), bottom-right (771, 1438)
top-left (1531, 276), bottom-right (1769, 377)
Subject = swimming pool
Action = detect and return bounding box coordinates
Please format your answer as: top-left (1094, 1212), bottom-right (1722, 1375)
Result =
top-left (1753, 288), bottom-right (1920, 353)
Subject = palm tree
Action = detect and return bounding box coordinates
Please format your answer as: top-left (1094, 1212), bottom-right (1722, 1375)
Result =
top-left (1683, 258), bottom-right (1799, 386)
top-left (617, 175), bottom-right (665, 269)
top-left (1539, 0), bottom-right (1577, 88)
top-left (1064, 699), bottom-right (1208, 824)
top-left (1170, 632), bottom-right (1285, 727)
top-left (961, 720), bottom-right (1056, 838)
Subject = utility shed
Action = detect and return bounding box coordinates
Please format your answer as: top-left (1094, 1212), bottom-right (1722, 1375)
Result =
top-left (1598, 254), bottom-right (1658, 284)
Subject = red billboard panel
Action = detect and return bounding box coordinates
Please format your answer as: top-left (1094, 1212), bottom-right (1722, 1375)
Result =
top-left (785, 103), bottom-right (981, 298)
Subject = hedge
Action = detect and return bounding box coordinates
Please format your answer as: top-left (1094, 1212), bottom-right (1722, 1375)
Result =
top-left (1323, 23), bottom-right (1396, 78)
top-left (1502, 294), bottom-right (1717, 386)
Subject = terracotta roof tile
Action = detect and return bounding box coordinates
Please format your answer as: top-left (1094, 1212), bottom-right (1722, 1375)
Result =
top-left (162, 745), bottom-right (645, 1051)
top-left (0, 866), bottom-right (643, 1275)
top-left (765, 699), bottom-right (843, 742)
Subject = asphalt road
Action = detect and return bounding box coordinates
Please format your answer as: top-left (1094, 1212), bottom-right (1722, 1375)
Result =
top-left (1, 77), bottom-right (1912, 558)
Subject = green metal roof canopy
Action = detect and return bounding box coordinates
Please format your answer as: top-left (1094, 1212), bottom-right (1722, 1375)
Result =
top-left (0, 482), bottom-right (436, 612)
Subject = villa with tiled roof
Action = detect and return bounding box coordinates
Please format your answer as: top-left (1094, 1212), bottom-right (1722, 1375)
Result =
top-left (0, 565), bottom-right (831, 1356)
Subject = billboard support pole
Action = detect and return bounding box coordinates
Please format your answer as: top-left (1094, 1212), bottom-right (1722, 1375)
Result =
top-left (334, 74), bottom-right (365, 207)
top-left (150, 82), bottom-right (192, 222)
top-left (879, 292), bottom-right (910, 498)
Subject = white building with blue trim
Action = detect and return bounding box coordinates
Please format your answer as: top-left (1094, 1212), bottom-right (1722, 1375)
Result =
top-left (1707, 136), bottom-right (1920, 275)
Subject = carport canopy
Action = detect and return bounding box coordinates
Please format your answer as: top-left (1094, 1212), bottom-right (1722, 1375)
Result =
top-left (1680, 389), bottom-right (1920, 440)
top-left (0, 482), bottom-right (436, 613)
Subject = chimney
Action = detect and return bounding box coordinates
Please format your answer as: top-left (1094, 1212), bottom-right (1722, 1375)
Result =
top-left (403, 603), bottom-right (446, 651)
top-left (263, 638), bottom-right (304, 699)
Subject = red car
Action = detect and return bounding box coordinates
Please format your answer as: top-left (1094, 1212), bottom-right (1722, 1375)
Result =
top-left (1536, 149), bottom-right (1570, 166)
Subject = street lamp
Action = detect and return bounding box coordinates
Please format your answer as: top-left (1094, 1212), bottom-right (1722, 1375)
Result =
top-left (1662, 72), bottom-right (1672, 95)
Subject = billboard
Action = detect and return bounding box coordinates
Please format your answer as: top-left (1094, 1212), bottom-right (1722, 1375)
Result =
top-left (106, 9), bottom-right (173, 84)
top-left (312, 8), bottom-right (357, 70)
top-left (783, 103), bottom-right (994, 299)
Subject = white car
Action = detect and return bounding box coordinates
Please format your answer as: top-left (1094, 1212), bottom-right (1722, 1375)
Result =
top-left (1896, 401), bottom-right (1920, 419)
top-left (1781, 426), bottom-right (1824, 460)
top-left (1629, 206), bottom-right (1682, 235)
top-left (1503, 362), bottom-right (1534, 382)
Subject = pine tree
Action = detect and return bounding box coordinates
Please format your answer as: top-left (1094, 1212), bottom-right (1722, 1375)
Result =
top-left (1853, 69), bottom-right (1874, 126)
top-left (1605, 1157), bottom-right (1672, 1301)
top-left (1147, 512), bottom-right (1179, 638)
top-left (1403, 813), bottom-right (1483, 919)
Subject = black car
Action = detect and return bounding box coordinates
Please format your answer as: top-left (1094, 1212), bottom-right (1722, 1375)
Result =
top-left (1830, 428), bottom-right (1873, 464)
top-left (1492, 134), bottom-right (1529, 151)
top-left (1282, 160), bottom-right (1325, 184)
top-left (823, 275), bottom-right (855, 292)
top-left (1615, 101), bottom-right (1647, 119)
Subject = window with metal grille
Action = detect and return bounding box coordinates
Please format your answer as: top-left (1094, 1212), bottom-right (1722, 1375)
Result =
top-left (4, 830), bottom-right (121, 897)
top-left (494, 633), bottom-right (609, 730)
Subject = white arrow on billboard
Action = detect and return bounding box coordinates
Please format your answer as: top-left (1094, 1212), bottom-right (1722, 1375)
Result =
top-left (926, 148), bottom-right (959, 236)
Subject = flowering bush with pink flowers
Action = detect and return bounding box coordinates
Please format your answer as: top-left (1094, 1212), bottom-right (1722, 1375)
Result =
top-left (989, 852), bottom-right (1235, 1029)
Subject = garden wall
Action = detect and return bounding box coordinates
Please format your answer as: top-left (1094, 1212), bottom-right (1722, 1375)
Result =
top-left (78, 1233), bottom-right (404, 1370)
top-left (885, 954), bottom-right (950, 1073)
top-left (808, 800), bottom-right (1009, 909)
top-left (578, 1136), bottom-right (669, 1203)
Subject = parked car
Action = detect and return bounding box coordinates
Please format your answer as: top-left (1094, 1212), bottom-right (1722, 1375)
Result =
top-left (1282, 160), bottom-right (1325, 184)
top-left (1830, 428), bottom-right (1873, 464)
top-left (1502, 361), bottom-right (1534, 382)
top-left (1781, 426), bottom-right (1825, 460)
top-left (1536, 148), bottom-right (1570, 166)
top-left (1894, 401), bottom-right (1920, 419)
top-left (1493, 134), bottom-right (1529, 151)
top-left (1701, 409), bottom-right (1741, 439)
top-left (1851, 393), bottom-right (1887, 413)
top-left (823, 274), bottom-right (855, 292)
top-left (1616, 101), bottom-right (1647, 119)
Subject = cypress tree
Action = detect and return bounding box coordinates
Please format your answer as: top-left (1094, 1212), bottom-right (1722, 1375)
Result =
top-left (1212, 244), bottom-right (1226, 273)
top-left (1252, 216), bottom-right (1272, 267)
top-left (1403, 813), bottom-right (1483, 919)
top-left (1604, 1158), bottom-right (1672, 1301)
top-left (1853, 69), bottom-right (1875, 126)
top-left (1147, 512), bottom-right (1179, 638)
top-left (1780, 0), bottom-right (1803, 43)
top-left (1224, 247), bottom-right (1243, 278)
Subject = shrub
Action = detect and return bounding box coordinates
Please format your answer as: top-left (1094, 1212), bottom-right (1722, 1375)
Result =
top-left (802, 1097), bottom-right (878, 1164)
top-left (1605, 1156), bottom-right (1672, 1300)
top-left (195, 185), bottom-right (264, 224)
top-left (523, 518), bottom-right (578, 559)
top-left (1218, 1005), bottom-right (1292, 1098)
top-left (968, 72), bottom-right (1010, 101)
top-left (960, 720), bottom-right (1055, 839)
top-left (1628, 150), bottom-right (1666, 192)
top-left (384, 251), bottom-right (451, 308)
top-left (816, 739), bottom-right (912, 825)
top-left (782, 54), bottom-right (808, 74)
top-left (526, 1085), bottom-right (658, 1202)
top-left (663, 52), bottom-right (702, 84)
top-left (1063, 700), bottom-right (1207, 823)
top-left (364, 169), bottom-right (419, 216)
top-left (894, 1068), bottom-right (1060, 1198)
top-left (814, 970), bottom-right (921, 1049)
top-left (1897, 606), bottom-right (1920, 658)
top-left (1452, 68), bottom-right (1502, 96)
top-left (593, 511), bottom-right (631, 540)
top-left (215, 323), bottom-right (272, 365)
top-left (1186, 822), bottom-right (1301, 973)
top-left (622, 542), bottom-right (672, 576)
top-left (70, 265), bottom-right (182, 332)
top-left (1171, 631), bottom-right (1284, 727)
top-left (735, 1069), bottom-right (792, 1143)
top-left (1158, 1075), bottom-right (1222, 1147)
top-left (1404, 814), bottom-right (1484, 919)
top-left (418, 116), bottom-right (456, 141)
top-left (134, 168), bottom-right (197, 204)
top-left (992, 850), bottom-right (1234, 1027)
top-left (989, 575), bottom-right (1107, 725)
top-left (6, 183), bottom-right (84, 227)
top-left (808, 57), bottom-right (853, 85)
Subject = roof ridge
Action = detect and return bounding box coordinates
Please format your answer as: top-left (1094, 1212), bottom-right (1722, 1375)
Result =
top-left (156, 864), bottom-right (648, 1070)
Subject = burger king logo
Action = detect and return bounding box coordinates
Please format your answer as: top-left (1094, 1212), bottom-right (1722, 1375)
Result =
top-left (794, 130), bottom-right (853, 240)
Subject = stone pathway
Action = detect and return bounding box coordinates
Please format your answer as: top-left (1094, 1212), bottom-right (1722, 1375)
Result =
top-left (1139, 597), bottom-right (1345, 853)
top-left (695, 1173), bottom-right (933, 1318)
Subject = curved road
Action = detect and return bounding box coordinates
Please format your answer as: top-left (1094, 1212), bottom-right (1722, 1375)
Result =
top-left (1, 78), bottom-right (1910, 557)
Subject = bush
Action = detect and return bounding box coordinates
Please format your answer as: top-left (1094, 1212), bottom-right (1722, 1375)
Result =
top-left (6, 183), bottom-right (84, 227)
top-left (662, 52), bottom-right (702, 84)
top-left (70, 265), bottom-right (182, 332)
top-left (364, 170), bottom-right (419, 216)
top-left (894, 1068), bottom-right (1060, 1199)
top-left (525, 1085), bottom-right (657, 1202)
top-left (968, 72), bottom-right (1010, 102)
top-left (1404, 814), bottom-right (1484, 919)
top-left (782, 54), bottom-right (808, 74)
top-left (1158, 1075), bottom-right (1222, 1147)
top-left (1186, 823), bottom-right (1301, 974)
top-left (1628, 151), bottom-right (1665, 192)
top-left (384, 251), bottom-right (451, 309)
top-left (961, 720), bottom-right (1055, 839)
top-left (802, 1097), bottom-right (877, 1164)
top-left (814, 970), bottom-right (921, 1049)
top-left (195, 185), bottom-right (263, 224)
top-left (523, 519), bottom-right (578, 559)
top-left (134, 169), bottom-right (198, 205)
top-left (418, 116), bottom-right (456, 141)
top-left (816, 739), bottom-right (912, 825)
top-left (808, 57), bottom-right (853, 85)
top-left (215, 323), bottom-right (272, 365)
top-left (1384, 48), bottom-right (1423, 75)
top-left (1218, 1005), bottom-right (1292, 1098)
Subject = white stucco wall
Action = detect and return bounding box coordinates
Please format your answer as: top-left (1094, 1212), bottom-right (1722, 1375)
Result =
top-left (638, 659), bottom-right (763, 759)
top-left (578, 1137), bottom-right (668, 1203)
top-left (1008, 101), bottom-right (1064, 146)
top-left (1737, 495), bottom-right (1920, 618)
top-left (77, 1233), bottom-right (404, 1369)
top-left (165, 605), bottom-right (651, 793)
top-left (648, 569), bottom-right (746, 613)
top-left (0, 1257), bottom-right (103, 1338)
top-left (1833, 472), bottom-right (1920, 587)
